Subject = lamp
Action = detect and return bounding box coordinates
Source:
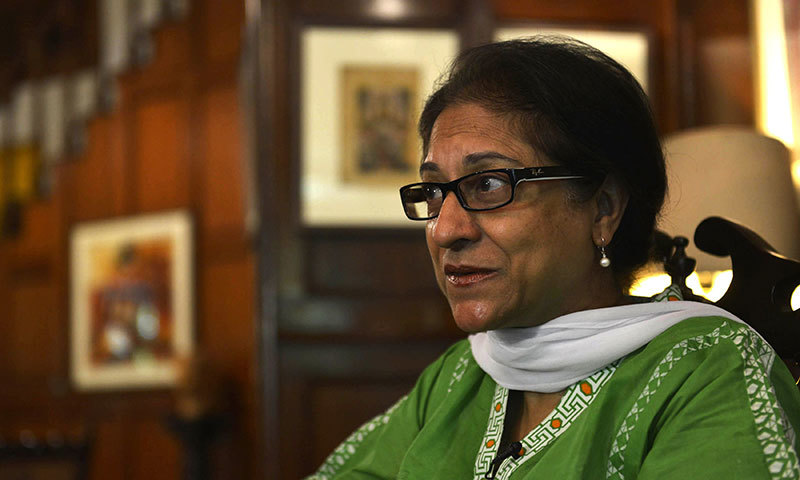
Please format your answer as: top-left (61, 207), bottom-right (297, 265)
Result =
top-left (631, 126), bottom-right (800, 302)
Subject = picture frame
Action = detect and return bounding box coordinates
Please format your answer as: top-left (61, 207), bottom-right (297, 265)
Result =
top-left (70, 210), bottom-right (193, 391)
top-left (494, 25), bottom-right (651, 94)
top-left (300, 26), bottom-right (459, 227)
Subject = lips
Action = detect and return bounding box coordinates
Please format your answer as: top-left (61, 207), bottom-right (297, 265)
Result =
top-left (443, 264), bottom-right (497, 286)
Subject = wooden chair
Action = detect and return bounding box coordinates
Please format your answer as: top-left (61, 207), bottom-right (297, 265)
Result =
top-left (656, 216), bottom-right (800, 386)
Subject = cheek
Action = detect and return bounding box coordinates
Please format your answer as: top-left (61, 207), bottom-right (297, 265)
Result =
top-left (491, 206), bottom-right (581, 278)
top-left (425, 222), bottom-right (445, 282)
top-left (425, 221), bottom-right (437, 259)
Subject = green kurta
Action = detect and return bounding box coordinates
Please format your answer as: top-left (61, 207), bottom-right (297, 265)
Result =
top-left (308, 315), bottom-right (800, 479)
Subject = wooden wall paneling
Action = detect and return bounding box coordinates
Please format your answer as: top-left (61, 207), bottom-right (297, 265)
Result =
top-left (250, 0), bottom-right (288, 477)
top-left (280, 296), bottom-right (456, 340)
top-left (0, 0), bottom-right (254, 479)
top-left (7, 200), bottom-right (58, 256)
top-left (492, 0), bottom-right (665, 24)
top-left (88, 418), bottom-right (130, 480)
top-left (7, 281), bottom-right (60, 380)
top-left (128, 418), bottom-right (182, 480)
top-left (199, 257), bottom-right (256, 380)
top-left (63, 115), bottom-right (125, 221)
top-left (297, 0), bottom-right (462, 25)
top-left (80, 394), bottom-right (177, 480)
top-left (675, 0), bottom-right (753, 127)
top-left (200, 86), bottom-right (246, 231)
top-left (132, 93), bottom-right (191, 212)
top-left (276, 370), bottom-right (308, 480)
top-left (122, 23), bottom-right (193, 94)
top-left (303, 229), bottom-right (437, 296)
top-left (202, 0), bottom-right (245, 65)
top-left (657, 0), bottom-right (682, 135)
top-left (278, 340), bottom-right (457, 477)
top-left (0, 255), bottom-right (11, 381)
top-left (461, 0), bottom-right (494, 48)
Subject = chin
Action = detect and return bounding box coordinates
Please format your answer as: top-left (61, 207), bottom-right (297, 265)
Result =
top-left (450, 301), bottom-right (500, 333)
top-left (453, 318), bottom-right (488, 334)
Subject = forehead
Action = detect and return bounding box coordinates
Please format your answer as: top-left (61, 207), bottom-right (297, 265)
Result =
top-left (423, 103), bottom-right (540, 174)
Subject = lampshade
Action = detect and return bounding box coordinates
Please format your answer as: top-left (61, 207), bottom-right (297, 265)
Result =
top-left (660, 126), bottom-right (800, 272)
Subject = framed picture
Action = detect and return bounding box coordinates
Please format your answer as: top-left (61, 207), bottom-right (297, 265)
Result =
top-left (495, 25), bottom-right (651, 94)
top-left (301, 27), bottom-right (458, 226)
top-left (341, 65), bottom-right (420, 187)
top-left (70, 210), bottom-right (193, 391)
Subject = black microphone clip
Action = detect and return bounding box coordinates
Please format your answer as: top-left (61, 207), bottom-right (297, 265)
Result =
top-left (484, 441), bottom-right (523, 479)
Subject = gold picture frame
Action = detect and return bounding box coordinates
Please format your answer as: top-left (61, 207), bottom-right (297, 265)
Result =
top-left (70, 210), bottom-right (193, 391)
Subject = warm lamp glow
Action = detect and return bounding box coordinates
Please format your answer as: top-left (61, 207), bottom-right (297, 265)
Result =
top-left (628, 273), bottom-right (672, 298)
top-left (754, 0), bottom-right (795, 148)
top-left (793, 161), bottom-right (800, 190)
top-left (629, 270), bottom-right (733, 302)
top-left (792, 285), bottom-right (800, 311)
top-left (370, 0), bottom-right (408, 19)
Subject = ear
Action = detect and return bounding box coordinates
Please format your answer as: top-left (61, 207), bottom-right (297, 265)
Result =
top-left (592, 175), bottom-right (629, 246)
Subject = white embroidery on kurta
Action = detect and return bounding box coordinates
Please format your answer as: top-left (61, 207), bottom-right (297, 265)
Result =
top-left (735, 328), bottom-right (799, 479)
top-left (448, 349), bottom-right (472, 393)
top-left (605, 321), bottom-right (799, 480)
top-left (473, 361), bottom-right (619, 480)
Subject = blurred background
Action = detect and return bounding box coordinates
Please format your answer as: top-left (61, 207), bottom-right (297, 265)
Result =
top-left (0, 0), bottom-right (797, 478)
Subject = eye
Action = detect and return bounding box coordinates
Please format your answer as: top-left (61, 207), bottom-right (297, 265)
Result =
top-left (422, 184), bottom-right (442, 201)
top-left (477, 175), bottom-right (507, 192)
top-left (459, 172), bottom-right (513, 208)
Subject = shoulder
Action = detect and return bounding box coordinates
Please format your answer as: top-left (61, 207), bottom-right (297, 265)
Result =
top-left (619, 314), bottom-right (800, 441)
top-left (614, 314), bottom-right (798, 431)
top-left (638, 314), bottom-right (768, 364)
top-left (610, 315), bottom-right (800, 479)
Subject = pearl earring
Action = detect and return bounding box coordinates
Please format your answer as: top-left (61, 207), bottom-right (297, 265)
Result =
top-left (599, 238), bottom-right (611, 268)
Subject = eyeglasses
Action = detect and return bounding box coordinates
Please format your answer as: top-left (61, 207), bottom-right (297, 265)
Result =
top-left (399, 166), bottom-right (590, 220)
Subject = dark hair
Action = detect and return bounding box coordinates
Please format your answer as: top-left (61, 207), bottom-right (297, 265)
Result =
top-left (419, 36), bottom-right (666, 282)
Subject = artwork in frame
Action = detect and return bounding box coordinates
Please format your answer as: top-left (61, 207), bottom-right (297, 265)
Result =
top-left (495, 26), bottom-right (651, 94)
top-left (341, 65), bottom-right (420, 187)
top-left (70, 210), bottom-right (193, 391)
top-left (301, 27), bottom-right (458, 226)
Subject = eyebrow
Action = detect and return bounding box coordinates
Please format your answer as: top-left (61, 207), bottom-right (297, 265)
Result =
top-left (419, 151), bottom-right (524, 177)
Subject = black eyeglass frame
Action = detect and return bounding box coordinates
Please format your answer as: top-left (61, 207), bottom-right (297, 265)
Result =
top-left (399, 166), bottom-right (593, 220)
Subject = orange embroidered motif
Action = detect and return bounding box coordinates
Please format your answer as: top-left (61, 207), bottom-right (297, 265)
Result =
top-left (668, 295), bottom-right (680, 301)
top-left (550, 419), bottom-right (562, 429)
top-left (518, 447), bottom-right (526, 456)
top-left (487, 440), bottom-right (495, 448)
top-left (495, 403), bottom-right (502, 412)
top-left (580, 382), bottom-right (593, 395)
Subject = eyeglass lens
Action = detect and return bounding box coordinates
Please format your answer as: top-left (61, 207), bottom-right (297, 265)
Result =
top-left (401, 171), bottom-right (514, 219)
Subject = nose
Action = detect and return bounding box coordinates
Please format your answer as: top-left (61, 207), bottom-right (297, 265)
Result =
top-left (428, 191), bottom-right (481, 250)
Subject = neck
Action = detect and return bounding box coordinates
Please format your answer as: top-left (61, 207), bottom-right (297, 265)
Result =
top-left (549, 273), bottom-right (626, 323)
top-left (504, 389), bottom-right (565, 443)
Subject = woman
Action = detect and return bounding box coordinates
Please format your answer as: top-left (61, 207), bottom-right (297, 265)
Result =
top-left (309, 37), bottom-right (800, 479)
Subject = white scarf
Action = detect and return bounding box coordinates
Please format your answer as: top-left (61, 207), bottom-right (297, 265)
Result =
top-left (468, 301), bottom-right (747, 393)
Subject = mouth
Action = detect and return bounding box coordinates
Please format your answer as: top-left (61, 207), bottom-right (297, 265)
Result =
top-left (443, 264), bottom-right (498, 287)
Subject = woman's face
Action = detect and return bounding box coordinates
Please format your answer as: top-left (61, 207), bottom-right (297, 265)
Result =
top-left (423, 103), bottom-right (605, 332)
